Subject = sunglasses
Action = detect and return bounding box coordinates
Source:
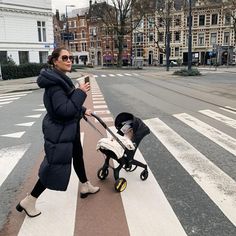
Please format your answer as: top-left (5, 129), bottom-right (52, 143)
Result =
top-left (61, 55), bottom-right (74, 62)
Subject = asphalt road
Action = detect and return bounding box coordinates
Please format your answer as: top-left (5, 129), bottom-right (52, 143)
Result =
top-left (0, 68), bottom-right (235, 236)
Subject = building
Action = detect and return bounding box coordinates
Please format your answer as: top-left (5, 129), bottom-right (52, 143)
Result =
top-left (55, 0), bottom-right (235, 67)
top-left (0, 0), bottom-right (54, 65)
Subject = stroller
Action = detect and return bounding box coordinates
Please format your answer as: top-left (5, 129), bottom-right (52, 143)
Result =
top-left (90, 112), bottom-right (150, 192)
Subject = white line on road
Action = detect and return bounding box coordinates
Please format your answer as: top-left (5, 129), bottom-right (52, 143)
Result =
top-left (17, 134), bottom-right (84, 236)
top-left (0, 101), bottom-right (12, 105)
top-left (15, 122), bottom-right (35, 127)
top-left (25, 114), bottom-right (42, 118)
top-left (0, 97), bottom-right (20, 102)
top-left (145, 118), bottom-right (236, 227)
top-left (174, 113), bottom-right (236, 156)
top-left (108, 128), bottom-right (187, 236)
top-left (0, 144), bottom-right (31, 187)
top-left (1, 132), bottom-right (25, 138)
top-left (199, 109), bottom-right (236, 129)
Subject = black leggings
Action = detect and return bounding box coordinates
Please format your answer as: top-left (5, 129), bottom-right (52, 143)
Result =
top-left (31, 135), bottom-right (88, 198)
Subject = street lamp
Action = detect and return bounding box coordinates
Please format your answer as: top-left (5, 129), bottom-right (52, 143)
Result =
top-left (187, 0), bottom-right (192, 71)
top-left (65, 5), bottom-right (75, 50)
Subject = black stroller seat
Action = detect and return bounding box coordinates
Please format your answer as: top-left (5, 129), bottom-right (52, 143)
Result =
top-left (92, 112), bottom-right (150, 192)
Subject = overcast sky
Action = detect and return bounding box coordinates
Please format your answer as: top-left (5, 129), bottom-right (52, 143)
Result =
top-left (51, 0), bottom-right (89, 14)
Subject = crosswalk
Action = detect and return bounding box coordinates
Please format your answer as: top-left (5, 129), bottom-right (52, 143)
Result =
top-left (0, 77), bottom-right (236, 235)
top-left (93, 72), bottom-right (140, 78)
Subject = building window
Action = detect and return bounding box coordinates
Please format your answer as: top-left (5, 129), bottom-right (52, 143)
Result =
top-left (211, 14), bottom-right (218, 25)
top-left (158, 32), bottom-right (164, 42)
top-left (224, 32), bottom-right (230, 45)
top-left (159, 18), bottom-right (164, 27)
top-left (90, 42), bottom-right (95, 48)
top-left (198, 33), bottom-right (204, 46)
top-left (210, 33), bottom-right (217, 45)
top-left (175, 32), bottom-right (180, 42)
top-left (39, 51), bottom-right (48, 63)
top-left (134, 33), bottom-right (143, 43)
top-left (175, 18), bottom-right (181, 26)
top-left (136, 48), bottom-right (143, 57)
top-left (81, 42), bottom-right (87, 51)
top-left (225, 14), bottom-right (231, 25)
top-left (81, 30), bottom-right (86, 39)
top-left (149, 32), bottom-right (154, 42)
top-left (148, 17), bottom-right (154, 28)
top-left (37, 21), bottom-right (46, 42)
top-left (0, 51), bottom-right (7, 64)
top-left (199, 15), bottom-right (205, 26)
top-left (175, 47), bottom-right (179, 57)
top-left (19, 51), bottom-right (29, 64)
top-left (74, 31), bottom-right (77, 39)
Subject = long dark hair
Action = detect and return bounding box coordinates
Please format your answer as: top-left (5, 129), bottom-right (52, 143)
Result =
top-left (47, 47), bottom-right (67, 67)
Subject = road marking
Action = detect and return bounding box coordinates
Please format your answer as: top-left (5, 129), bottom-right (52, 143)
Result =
top-left (94, 110), bottom-right (110, 115)
top-left (109, 74), bottom-right (115, 77)
top-left (0, 94), bottom-right (27, 99)
top-left (93, 101), bottom-right (106, 104)
top-left (94, 105), bottom-right (108, 109)
top-left (33, 108), bottom-right (46, 112)
top-left (101, 75), bottom-right (107, 77)
top-left (174, 113), bottom-right (236, 156)
top-left (15, 122), bottom-right (35, 127)
top-left (0, 101), bottom-right (12, 105)
top-left (25, 114), bottom-right (42, 118)
top-left (92, 95), bottom-right (103, 98)
top-left (107, 128), bottom-right (187, 236)
top-left (17, 133), bottom-right (84, 236)
top-left (1, 132), bottom-right (25, 138)
top-left (0, 91), bottom-right (32, 96)
top-left (220, 106), bottom-right (236, 114)
top-left (93, 97), bottom-right (104, 101)
top-left (145, 118), bottom-right (236, 227)
top-left (132, 73), bottom-right (139, 76)
top-left (199, 109), bottom-right (236, 129)
top-left (0, 144), bottom-right (31, 187)
top-left (124, 73), bottom-right (132, 76)
top-left (0, 97), bottom-right (20, 102)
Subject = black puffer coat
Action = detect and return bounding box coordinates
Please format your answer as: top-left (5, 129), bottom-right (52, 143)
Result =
top-left (37, 69), bottom-right (87, 191)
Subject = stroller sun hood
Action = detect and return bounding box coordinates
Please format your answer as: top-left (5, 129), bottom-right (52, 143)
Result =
top-left (115, 112), bottom-right (150, 146)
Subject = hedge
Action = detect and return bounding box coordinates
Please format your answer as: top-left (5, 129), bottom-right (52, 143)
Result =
top-left (1, 63), bottom-right (48, 80)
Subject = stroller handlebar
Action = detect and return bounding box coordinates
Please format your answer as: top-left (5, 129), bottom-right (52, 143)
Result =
top-left (91, 112), bottom-right (127, 150)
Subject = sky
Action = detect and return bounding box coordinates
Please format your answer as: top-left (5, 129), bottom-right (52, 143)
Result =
top-left (51, 0), bottom-right (89, 14)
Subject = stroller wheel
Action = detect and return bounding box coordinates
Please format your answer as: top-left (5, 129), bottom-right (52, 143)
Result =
top-left (97, 168), bottom-right (109, 180)
top-left (114, 178), bottom-right (127, 192)
top-left (140, 170), bottom-right (148, 181)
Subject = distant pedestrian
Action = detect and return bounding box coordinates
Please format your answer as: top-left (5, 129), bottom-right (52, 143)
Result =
top-left (16, 47), bottom-right (99, 217)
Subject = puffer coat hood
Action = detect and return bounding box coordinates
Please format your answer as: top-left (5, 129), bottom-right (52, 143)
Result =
top-left (37, 68), bottom-right (87, 191)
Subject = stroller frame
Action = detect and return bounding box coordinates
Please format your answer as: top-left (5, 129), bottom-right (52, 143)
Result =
top-left (90, 112), bottom-right (149, 192)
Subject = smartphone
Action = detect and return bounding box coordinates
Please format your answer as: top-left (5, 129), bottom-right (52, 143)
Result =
top-left (84, 76), bottom-right (90, 83)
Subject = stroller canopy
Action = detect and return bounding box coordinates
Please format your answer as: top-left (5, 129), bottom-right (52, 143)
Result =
top-left (115, 112), bottom-right (150, 146)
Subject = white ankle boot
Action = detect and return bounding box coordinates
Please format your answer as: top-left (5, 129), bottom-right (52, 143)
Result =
top-left (80, 181), bottom-right (100, 198)
top-left (16, 194), bottom-right (41, 217)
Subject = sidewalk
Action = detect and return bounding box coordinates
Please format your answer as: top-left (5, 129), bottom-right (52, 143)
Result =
top-left (0, 71), bottom-right (84, 94)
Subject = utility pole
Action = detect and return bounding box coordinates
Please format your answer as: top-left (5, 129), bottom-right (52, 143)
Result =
top-left (165, 1), bottom-right (171, 71)
top-left (188, 0), bottom-right (192, 71)
top-left (65, 5), bottom-right (75, 50)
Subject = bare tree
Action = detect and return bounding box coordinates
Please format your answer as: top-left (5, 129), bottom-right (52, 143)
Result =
top-left (92, 0), bottom-right (151, 67)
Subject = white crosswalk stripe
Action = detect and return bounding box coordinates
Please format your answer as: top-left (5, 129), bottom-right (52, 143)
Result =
top-left (17, 133), bottom-right (85, 236)
top-left (0, 144), bottom-right (31, 187)
top-left (1, 104), bottom-right (236, 234)
top-left (173, 113), bottom-right (236, 156)
top-left (199, 109), bottom-right (236, 129)
top-left (144, 117), bottom-right (236, 227)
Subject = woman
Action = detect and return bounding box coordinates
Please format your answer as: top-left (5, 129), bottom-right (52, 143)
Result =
top-left (16, 48), bottom-right (99, 218)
